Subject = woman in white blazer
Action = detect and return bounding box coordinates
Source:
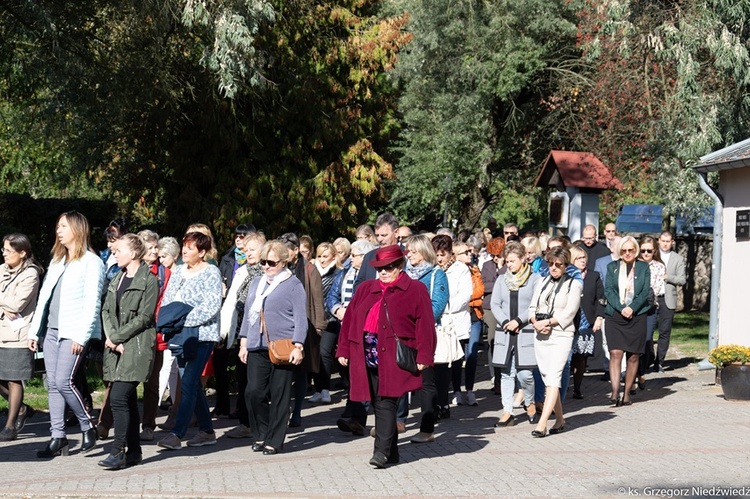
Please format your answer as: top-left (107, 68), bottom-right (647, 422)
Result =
top-left (28, 211), bottom-right (105, 458)
top-left (432, 235), bottom-right (471, 414)
top-left (528, 246), bottom-right (581, 438)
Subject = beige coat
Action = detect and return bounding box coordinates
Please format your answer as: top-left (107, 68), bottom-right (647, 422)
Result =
top-left (0, 263), bottom-right (42, 347)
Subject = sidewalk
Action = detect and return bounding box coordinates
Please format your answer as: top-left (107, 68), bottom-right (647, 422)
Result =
top-left (1, 357), bottom-right (748, 499)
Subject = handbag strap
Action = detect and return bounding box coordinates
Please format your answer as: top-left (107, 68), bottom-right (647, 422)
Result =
top-left (382, 298), bottom-right (404, 343)
top-left (260, 305), bottom-right (270, 345)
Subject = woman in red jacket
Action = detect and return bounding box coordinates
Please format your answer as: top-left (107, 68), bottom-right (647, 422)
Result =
top-left (337, 245), bottom-right (436, 468)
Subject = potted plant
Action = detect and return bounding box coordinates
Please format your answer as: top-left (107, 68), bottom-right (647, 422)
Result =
top-left (708, 344), bottom-right (750, 401)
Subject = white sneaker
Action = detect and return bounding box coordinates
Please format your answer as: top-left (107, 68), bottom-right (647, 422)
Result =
top-left (465, 390), bottom-right (478, 406)
top-left (186, 431), bottom-right (217, 447)
top-left (320, 390), bottom-right (332, 404)
top-left (452, 391), bottom-right (464, 406)
top-left (308, 392), bottom-right (323, 403)
top-left (226, 424), bottom-right (252, 439)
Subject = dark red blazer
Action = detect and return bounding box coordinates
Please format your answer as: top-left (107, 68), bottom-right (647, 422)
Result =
top-left (337, 273), bottom-right (436, 400)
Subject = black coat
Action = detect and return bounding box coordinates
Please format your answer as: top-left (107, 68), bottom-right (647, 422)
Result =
top-left (579, 270), bottom-right (605, 329)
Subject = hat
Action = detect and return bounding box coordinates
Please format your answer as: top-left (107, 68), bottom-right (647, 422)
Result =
top-left (369, 244), bottom-right (406, 268)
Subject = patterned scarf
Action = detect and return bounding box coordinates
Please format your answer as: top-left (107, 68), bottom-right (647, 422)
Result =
top-left (405, 261), bottom-right (432, 280)
top-left (504, 262), bottom-right (532, 291)
top-left (234, 247), bottom-right (247, 265)
top-left (618, 261), bottom-right (635, 306)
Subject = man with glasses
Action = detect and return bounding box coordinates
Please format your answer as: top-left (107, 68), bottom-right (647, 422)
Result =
top-left (503, 223), bottom-right (519, 241)
top-left (581, 225), bottom-right (610, 270)
top-left (396, 226), bottom-right (412, 244)
top-left (655, 231), bottom-right (686, 373)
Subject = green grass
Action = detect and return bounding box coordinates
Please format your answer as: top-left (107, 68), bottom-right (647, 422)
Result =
top-left (668, 311), bottom-right (710, 361)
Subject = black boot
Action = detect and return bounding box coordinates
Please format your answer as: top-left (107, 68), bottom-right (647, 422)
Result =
top-left (98, 449), bottom-right (126, 470)
top-left (80, 427), bottom-right (98, 453)
top-left (37, 437), bottom-right (70, 458)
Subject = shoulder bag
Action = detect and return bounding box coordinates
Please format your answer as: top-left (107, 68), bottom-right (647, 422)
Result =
top-left (383, 300), bottom-right (419, 374)
top-left (262, 309), bottom-right (299, 366)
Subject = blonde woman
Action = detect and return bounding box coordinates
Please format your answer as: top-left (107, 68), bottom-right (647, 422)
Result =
top-left (29, 211), bottom-right (106, 457)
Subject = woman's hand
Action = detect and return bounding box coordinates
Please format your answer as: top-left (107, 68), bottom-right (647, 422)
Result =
top-left (621, 306), bottom-right (634, 319)
top-left (115, 344), bottom-right (125, 354)
top-left (338, 356), bottom-right (348, 367)
top-left (417, 363), bottom-right (427, 371)
top-left (71, 342), bottom-right (84, 355)
top-left (593, 317), bottom-right (603, 332)
top-left (238, 338), bottom-right (248, 364)
top-left (289, 347), bottom-right (304, 365)
top-left (28, 340), bottom-right (37, 352)
top-left (504, 319), bottom-right (520, 333)
top-left (335, 308), bottom-right (346, 321)
top-left (533, 320), bottom-right (552, 334)
top-left (105, 338), bottom-right (117, 350)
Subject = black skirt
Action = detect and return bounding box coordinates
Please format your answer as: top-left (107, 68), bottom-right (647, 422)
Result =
top-left (605, 311), bottom-right (647, 354)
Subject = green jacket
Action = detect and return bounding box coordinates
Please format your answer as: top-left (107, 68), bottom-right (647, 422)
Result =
top-left (604, 260), bottom-right (651, 317)
top-left (102, 263), bottom-right (158, 383)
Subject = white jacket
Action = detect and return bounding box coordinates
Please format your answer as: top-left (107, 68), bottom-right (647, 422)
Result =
top-left (28, 251), bottom-right (105, 345)
top-left (443, 261), bottom-right (473, 341)
top-left (220, 264), bottom-right (249, 348)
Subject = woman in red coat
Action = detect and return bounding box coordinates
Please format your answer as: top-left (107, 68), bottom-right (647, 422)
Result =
top-left (337, 245), bottom-right (436, 468)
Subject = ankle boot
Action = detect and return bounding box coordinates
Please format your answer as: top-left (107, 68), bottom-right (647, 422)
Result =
top-left (37, 437), bottom-right (70, 458)
top-left (80, 427), bottom-right (98, 453)
top-left (98, 449), bottom-right (126, 470)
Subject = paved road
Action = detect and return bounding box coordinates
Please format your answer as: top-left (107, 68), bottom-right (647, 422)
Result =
top-left (2, 356), bottom-right (749, 499)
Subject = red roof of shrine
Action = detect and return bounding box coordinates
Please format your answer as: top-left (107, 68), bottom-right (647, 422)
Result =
top-left (535, 150), bottom-right (622, 190)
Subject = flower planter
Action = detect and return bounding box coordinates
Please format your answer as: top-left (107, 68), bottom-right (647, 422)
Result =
top-left (719, 364), bottom-right (750, 401)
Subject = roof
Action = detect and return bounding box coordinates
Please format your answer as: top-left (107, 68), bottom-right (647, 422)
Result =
top-left (535, 150), bottom-right (622, 190)
top-left (693, 137), bottom-right (750, 173)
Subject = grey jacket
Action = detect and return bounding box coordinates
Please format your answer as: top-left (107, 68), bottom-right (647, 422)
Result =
top-left (490, 271), bottom-right (540, 369)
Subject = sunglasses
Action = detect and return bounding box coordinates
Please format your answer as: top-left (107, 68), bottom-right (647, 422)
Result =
top-left (548, 261), bottom-right (566, 269)
top-left (620, 248), bottom-right (636, 254)
top-left (260, 259), bottom-right (281, 267)
top-left (456, 250), bottom-right (472, 256)
top-left (377, 262), bottom-right (401, 272)
top-left (641, 249), bottom-right (654, 254)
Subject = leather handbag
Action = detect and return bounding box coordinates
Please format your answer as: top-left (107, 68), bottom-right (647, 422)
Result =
top-left (261, 310), bottom-right (299, 366)
top-left (384, 300), bottom-right (419, 374)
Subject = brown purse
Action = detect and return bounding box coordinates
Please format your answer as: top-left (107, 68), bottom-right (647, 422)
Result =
top-left (261, 309), bottom-right (299, 366)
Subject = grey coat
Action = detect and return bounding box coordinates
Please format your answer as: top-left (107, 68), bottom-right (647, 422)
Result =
top-left (490, 271), bottom-right (540, 369)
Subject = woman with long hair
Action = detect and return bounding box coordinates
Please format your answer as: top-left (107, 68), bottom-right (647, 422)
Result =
top-left (636, 235), bottom-right (666, 391)
top-left (0, 234), bottom-right (43, 441)
top-left (28, 211), bottom-right (106, 457)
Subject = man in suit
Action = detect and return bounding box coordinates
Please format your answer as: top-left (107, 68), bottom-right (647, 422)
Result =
top-left (604, 223), bottom-right (618, 250)
top-left (581, 224), bottom-right (611, 270)
top-left (655, 231), bottom-right (686, 372)
top-left (353, 213), bottom-right (400, 291)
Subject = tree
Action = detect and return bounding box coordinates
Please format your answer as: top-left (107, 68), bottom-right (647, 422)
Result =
top-left (386, 0), bottom-right (580, 230)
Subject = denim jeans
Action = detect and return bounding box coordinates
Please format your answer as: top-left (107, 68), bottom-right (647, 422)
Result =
top-left (500, 354), bottom-right (534, 415)
top-left (172, 341), bottom-right (215, 438)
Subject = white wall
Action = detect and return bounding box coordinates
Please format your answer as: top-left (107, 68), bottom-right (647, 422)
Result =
top-left (718, 168), bottom-right (750, 346)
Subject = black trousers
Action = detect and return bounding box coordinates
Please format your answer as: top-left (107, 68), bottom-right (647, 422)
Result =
top-left (313, 326), bottom-right (339, 392)
top-left (109, 381), bottom-right (140, 456)
top-left (419, 366), bottom-right (437, 433)
top-left (211, 345), bottom-right (232, 415)
top-left (236, 359), bottom-right (249, 426)
top-left (656, 296), bottom-right (676, 367)
top-left (367, 367), bottom-right (398, 460)
top-left (245, 350), bottom-right (294, 450)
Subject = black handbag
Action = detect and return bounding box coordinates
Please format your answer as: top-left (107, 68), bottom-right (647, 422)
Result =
top-left (383, 300), bottom-right (419, 374)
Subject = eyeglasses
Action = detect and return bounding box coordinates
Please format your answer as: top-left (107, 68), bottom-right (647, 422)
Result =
top-left (1, 248), bottom-right (16, 254)
top-left (604, 229), bottom-right (616, 233)
top-left (640, 249), bottom-right (654, 254)
top-left (490, 254), bottom-right (501, 258)
top-left (456, 250), bottom-right (472, 256)
top-left (575, 256), bottom-right (587, 261)
top-left (351, 253), bottom-right (364, 258)
top-left (620, 248), bottom-right (636, 254)
top-left (377, 262), bottom-right (401, 272)
top-left (504, 231), bottom-right (517, 235)
top-left (548, 261), bottom-right (566, 269)
top-left (260, 259), bottom-right (281, 267)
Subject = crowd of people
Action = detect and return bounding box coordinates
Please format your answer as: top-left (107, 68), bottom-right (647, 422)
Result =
top-left (0, 211), bottom-right (686, 468)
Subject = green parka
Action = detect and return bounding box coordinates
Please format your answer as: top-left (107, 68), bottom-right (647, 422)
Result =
top-left (102, 262), bottom-right (158, 383)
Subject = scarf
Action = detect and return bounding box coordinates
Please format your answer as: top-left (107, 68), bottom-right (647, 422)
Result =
top-left (439, 256), bottom-right (456, 272)
top-left (315, 259), bottom-right (337, 278)
top-left (405, 261), bottom-right (432, 281)
top-left (363, 272), bottom-right (404, 333)
top-left (236, 263), bottom-right (264, 307)
top-left (247, 268), bottom-right (293, 326)
top-left (504, 262), bottom-right (531, 292)
top-left (234, 247), bottom-right (247, 265)
top-left (618, 261), bottom-right (635, 306)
